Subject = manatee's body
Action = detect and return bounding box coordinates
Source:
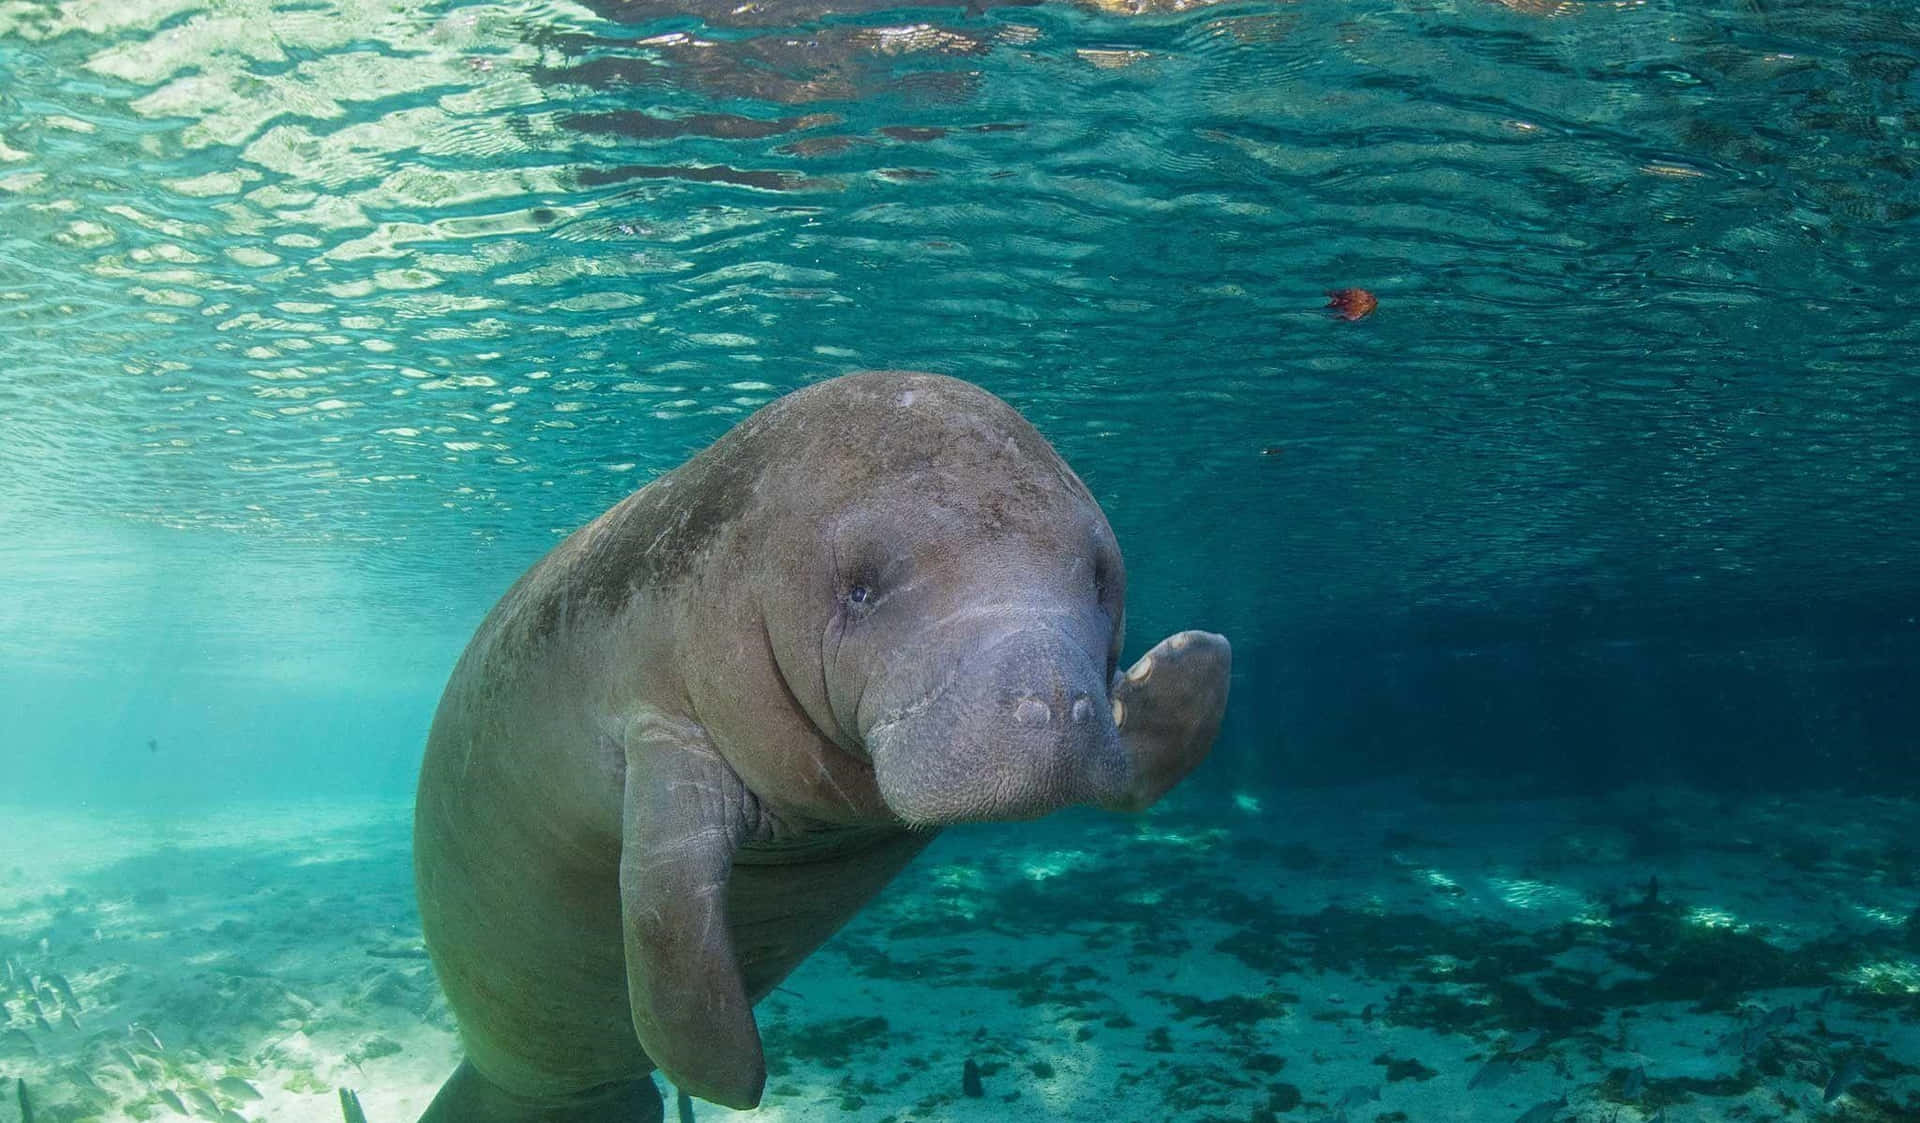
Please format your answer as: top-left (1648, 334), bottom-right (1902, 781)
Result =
top-left (413, 372), bottom-right (1230, 1122)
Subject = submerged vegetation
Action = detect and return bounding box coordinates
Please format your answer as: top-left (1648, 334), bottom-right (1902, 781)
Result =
top-left (0, 787), bottom-right (1915, 1120)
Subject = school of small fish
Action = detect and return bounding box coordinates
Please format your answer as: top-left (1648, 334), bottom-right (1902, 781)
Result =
top-left (0, 949), bottom-right (358, 1122)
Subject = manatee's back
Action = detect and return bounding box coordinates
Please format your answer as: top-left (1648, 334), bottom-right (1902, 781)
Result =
top-left (412, 532), bottom-right (653, 1098)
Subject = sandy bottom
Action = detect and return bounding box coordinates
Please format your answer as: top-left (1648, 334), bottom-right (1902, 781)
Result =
top-left (0, 782), bottom-right (1915, 1123)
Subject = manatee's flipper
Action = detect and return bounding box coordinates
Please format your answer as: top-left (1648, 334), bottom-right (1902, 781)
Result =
top-left (417, 1059), bottom-right (661, 1123)
top-left (1103, 630), bottom-right (1231, 812)
top-left (620, 720), bottom-right (765, 1109)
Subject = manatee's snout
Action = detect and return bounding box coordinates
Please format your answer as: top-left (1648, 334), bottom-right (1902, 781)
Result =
top-left (864, 620), bottom-right (1125, 827)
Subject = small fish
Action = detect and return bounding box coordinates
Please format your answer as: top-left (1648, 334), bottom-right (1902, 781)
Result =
top-left (158, 1087), bottom-right (187, 1113)
top-left (1469, 1059), bottom-right (1515, 1090)
top-left (1643, 875), bottom-right (1660, 905)
top-left (186, 1085), bottom-right (220, 1114)
top-left (678, 1087), bottom-right (696, 1123)
top-left (17, 1078), bottom-right (33, 1123)
top-left (363, 947), bottom-right (432, 960)
top-left (216, 1076), bottom-right (262, 1102)
top-left (339, 1087), bottom-right (369, 1123)
top-left (47, 973), bottom-right (77, 1010)
top-left (1516, 1094), bottom-right (1567, 1123)
top-left (32, 1013), bottom-right (52, 1034)
top-left (61, 1008), bottom-right (81, 1032)
top-left (2, 1027), bottom-right (37, 1055)
top-left (1823, 1054), bottom-right (1866, 1103)
top-left (1622, 1064), bottom-right (1646, 1100)
top-left (221, 1109), bottom-right (249, 1123)
top-left (962, 1058), bottom-right (984, 1097)
top-left (1337, 1084), bottom-right (1381, 1108)
top-left (149, 737), bottom-right (159, 753)
top-left (1760, 1004), bottom-right (1796, 1029)
top-left (130, 1022), bottom-right (164, 1052)
top-left (1505, 1029), bottom-right (1545, 1054)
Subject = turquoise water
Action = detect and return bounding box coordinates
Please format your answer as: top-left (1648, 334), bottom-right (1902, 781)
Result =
top-left (2, 3), bottom-right (1919, 1118)
top-left (6, 0), bottom-right (1915, 803)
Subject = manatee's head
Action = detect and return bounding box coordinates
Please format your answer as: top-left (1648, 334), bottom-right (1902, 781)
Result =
top-left (749, 371), bottom-right (1130, 826)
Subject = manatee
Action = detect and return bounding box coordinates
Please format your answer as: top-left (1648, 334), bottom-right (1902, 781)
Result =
top-left (413, 371), bottom-right (1231, 1122)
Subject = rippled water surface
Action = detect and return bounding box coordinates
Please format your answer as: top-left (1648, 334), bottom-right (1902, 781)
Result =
top-left (2, 0), bottom-right (1917, 705)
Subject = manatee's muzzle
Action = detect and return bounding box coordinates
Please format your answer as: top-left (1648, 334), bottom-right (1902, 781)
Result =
top-left (863, 622), bottom-right (1125, 826)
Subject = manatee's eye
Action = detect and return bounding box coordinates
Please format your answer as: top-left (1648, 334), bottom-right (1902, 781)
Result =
top-left (848, 584), bottom-right (872, 605)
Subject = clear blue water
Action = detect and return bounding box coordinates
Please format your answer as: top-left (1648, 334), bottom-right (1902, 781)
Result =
top-left (6, 0), bottom-right (1914, 803)
top-left (2, 1), bottom-right (1918, 1118)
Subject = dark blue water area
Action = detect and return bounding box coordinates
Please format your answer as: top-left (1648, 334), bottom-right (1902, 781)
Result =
top-left (1219, 590), bottom-right (1920, 800)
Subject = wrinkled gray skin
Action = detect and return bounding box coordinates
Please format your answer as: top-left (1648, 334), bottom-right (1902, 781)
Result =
top-left (413, 371), bottom-right (1231, 1122)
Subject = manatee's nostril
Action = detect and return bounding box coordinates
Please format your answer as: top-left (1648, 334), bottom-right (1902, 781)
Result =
top-left (1014, 697), bottom-right (1050, 727)
top-left (1071, 695), bottom-right (1093, 724)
